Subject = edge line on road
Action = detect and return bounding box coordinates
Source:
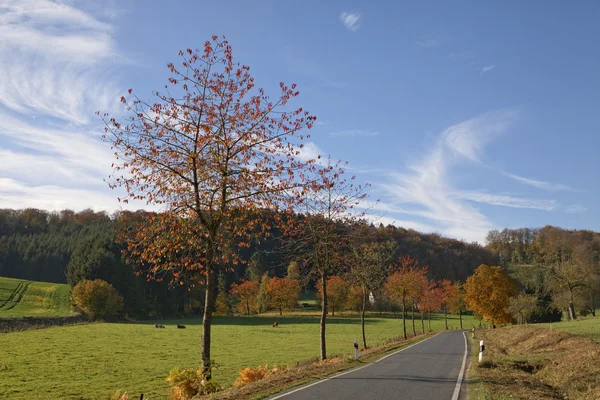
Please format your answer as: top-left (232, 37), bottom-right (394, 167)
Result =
top-left (451, 331), bottom-right (468, 400)
top-left (269, 332), bottom-right (442, 399)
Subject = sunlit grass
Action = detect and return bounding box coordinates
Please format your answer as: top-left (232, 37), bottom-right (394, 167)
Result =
top-left (0, 277), bottom-right (72, 317)
top-left (0, 313), bottom-right (474, 400)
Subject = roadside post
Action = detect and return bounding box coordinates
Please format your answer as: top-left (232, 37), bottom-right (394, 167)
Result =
top-left (478, 340), bottom-right (485, 363)
top-left (471, 327), bottom-right (475, 338)
top-left (354, 339), bottom-right (359, 360)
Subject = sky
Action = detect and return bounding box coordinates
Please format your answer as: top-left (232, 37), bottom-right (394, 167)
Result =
top-left (0, 0), bottom-right (599, 244)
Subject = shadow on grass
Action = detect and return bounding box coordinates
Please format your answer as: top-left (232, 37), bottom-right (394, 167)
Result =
top-left (131, 315), bottom-right (387, 327)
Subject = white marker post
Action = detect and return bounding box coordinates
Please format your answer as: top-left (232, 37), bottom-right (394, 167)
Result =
top-left (478, 340), bottom-right (485, 363)
top-left (471, 327), bottom-right (475, 339)
top-left (354, 339), bottom-right (359, 360)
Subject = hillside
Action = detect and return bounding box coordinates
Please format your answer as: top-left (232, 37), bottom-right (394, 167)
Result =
top-left (0, 276), bottom-right (72, 317)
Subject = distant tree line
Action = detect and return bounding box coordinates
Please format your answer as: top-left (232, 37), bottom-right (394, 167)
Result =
top-left (0, 208), bottom-right (499, 319)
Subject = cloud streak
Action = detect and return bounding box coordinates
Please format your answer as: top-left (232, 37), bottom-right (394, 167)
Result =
top-left (480, 65), bottom-right (496, 75)
top-left (373, 109), bottom-right (558, 243)
top-left (0, 0), bottom-right (127, 213)
top-left (340, 12), bottom-right (361, 32)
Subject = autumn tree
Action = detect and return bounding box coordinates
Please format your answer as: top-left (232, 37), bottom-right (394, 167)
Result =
top-left (550, 259), bottom-right (593, 320)
top-left (256, 274), bottom-right (270, 313)
top-left (349, 239), bottom-right (396, 348)
top-left (447, 282), bottom-right (468, 329)
top-left (465, 265), bottom-right (519, 325)
top-left (420, 281), bottom-right (443, 332)
top-left (439, 279), bottom-right (453, 330)
top-left (385, 256), bottom-right (428, 340)
top-left (316, 276), bottom-right (349, 316)
top-left (101, 36), bottom-right (316, 376)
top-left (285, 158), bottom-right (368, 360)
top-left (508, 293), bottom-right (538, 324)
top-left (266, 277), bottom-right (300, 315)
top-left (230, 280), bottom-right (259, 315)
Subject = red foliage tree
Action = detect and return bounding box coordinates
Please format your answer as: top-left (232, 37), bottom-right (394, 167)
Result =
top-left (230, 281), bottom-right (259, 316)
top-left (439, 279), bottom-right (454, 330)
top-left (420, 281), bottom-right (443, 332)
top-left (316, 276), bottom-right (349, 316)
top-left (266, 277), bottom-right (300, 315)
top-left (101, 36), bottom-right (316, 377)
top-left (385, 256), bottom-right (428, 340)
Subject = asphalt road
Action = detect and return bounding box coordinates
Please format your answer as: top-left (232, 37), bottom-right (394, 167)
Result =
top-left (270, 330), bottom-right (468, 400)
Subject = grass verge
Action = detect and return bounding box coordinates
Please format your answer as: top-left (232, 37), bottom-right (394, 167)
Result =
top-left (466, 325), bottom-right (600, 400)
top-left (204, 333), bottom-right (435, 400)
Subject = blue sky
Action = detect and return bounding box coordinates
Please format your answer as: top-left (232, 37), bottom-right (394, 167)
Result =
top-left (0, 0), bottom-right (599, 243)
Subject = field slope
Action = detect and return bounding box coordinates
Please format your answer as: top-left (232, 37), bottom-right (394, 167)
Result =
top-left (0, 276), bottom-right (72, 317)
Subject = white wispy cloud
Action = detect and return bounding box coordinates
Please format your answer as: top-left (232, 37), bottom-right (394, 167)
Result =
top-left (374, 109), bottom-right (556, 243)
top-left (329, 130), bottom-right (379, 137)
top-left (503, 173), bottom-right (572, 191)
top-left (454, 191), bottom-right (557, 211)
top-left (0, 0), bottom-right (122, 124)
top-left (480, 65), bottom-right (496, 75)
top-left (565, 204), bottom-right (587, 214)
top-left (417, 32), bottom-right (453, 47)
top-left (340, 12), bottom-right (361, 32)
top-left (442, 109), bottom-right (519, 162)
top-left (0, 0), bottom-right (126, 212)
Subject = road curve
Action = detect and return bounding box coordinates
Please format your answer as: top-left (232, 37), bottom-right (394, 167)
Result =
top-left (270, 330), bottom-right (467, 400)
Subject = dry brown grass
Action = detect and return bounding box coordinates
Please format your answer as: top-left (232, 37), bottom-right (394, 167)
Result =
top-left (472, 326), bottom-right (600, 400)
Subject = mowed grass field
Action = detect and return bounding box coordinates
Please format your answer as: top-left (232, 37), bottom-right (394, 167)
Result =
top-left (0, 313), bottom-right (474, 400)
top-left (0, 276), bottom-right (72, 317)
top-left (537, 314), bottom-right (600, 343)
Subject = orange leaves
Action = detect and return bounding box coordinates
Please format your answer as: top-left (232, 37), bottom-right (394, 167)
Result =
top-left (266, 277), bottom-right (300, 314)
top-left (385, 256), bottom-right (429, 303)
top-left (464, 264), bottom-right (519, 324)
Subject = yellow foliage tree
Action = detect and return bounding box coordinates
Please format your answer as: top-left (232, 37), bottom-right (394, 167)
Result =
top-left (464, 265), bottom-right (519, 325)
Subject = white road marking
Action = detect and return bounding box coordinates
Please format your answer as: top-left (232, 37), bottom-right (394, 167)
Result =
top-left (269, 332), bottom-right (442, 399)
top-left (451, 331), bottom-right (469, 400)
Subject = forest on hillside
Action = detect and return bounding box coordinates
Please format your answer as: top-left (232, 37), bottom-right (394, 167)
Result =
top-left (487, 226), bottom-right (600, 319)
top-left (0, 208), bottom-right (497, 317)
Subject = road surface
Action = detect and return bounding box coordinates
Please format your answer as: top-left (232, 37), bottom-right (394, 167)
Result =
top-left (270, 330), bottom-right (467, 400)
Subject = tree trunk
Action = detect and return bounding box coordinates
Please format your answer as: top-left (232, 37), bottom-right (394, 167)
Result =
top-left (592, 294), bottom-right (596, 317)
top-left (428, 312), bottom-right (431, 332)
top-left (279, 306), bottom-right (282, 316)
top-left (459, 310), bottom-right (463, 329)
top-left (201, 264), bottom-right (215, 379)
top-left (246, 300), bottom-right (250, 316)
top-left (444, 310), bottom-right (448, 330)
top-left (569, 289), bottom-right (577, 320)
top-left (402, 298), bottom-right (407, 340)
top-left (411, 301), bottom-right (416, 337)
top-left (421, 308), bottom-right (425, 335)
top-left (320, 271), bottom-right (327, 360)
top-left (361, 285), bottom-right (367, 349)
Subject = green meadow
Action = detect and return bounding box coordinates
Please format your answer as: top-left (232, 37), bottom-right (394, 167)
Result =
top-left (0, 313), bottom-right (474, 400)
top-left (0, 277), bottom-right (72, 318)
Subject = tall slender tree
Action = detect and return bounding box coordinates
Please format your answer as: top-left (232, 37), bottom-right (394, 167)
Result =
top-left (101, 36), bottom-right (316, 377)
top-left (285, 158), bottom-right (368, 360)
top-left (349, 239), bottom-right (396, 348)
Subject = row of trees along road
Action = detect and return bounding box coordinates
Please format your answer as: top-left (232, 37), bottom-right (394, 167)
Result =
top-left (98, 35), bottom-right (568, 379)
top-left (100, 35), bottom-right (342, 378)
